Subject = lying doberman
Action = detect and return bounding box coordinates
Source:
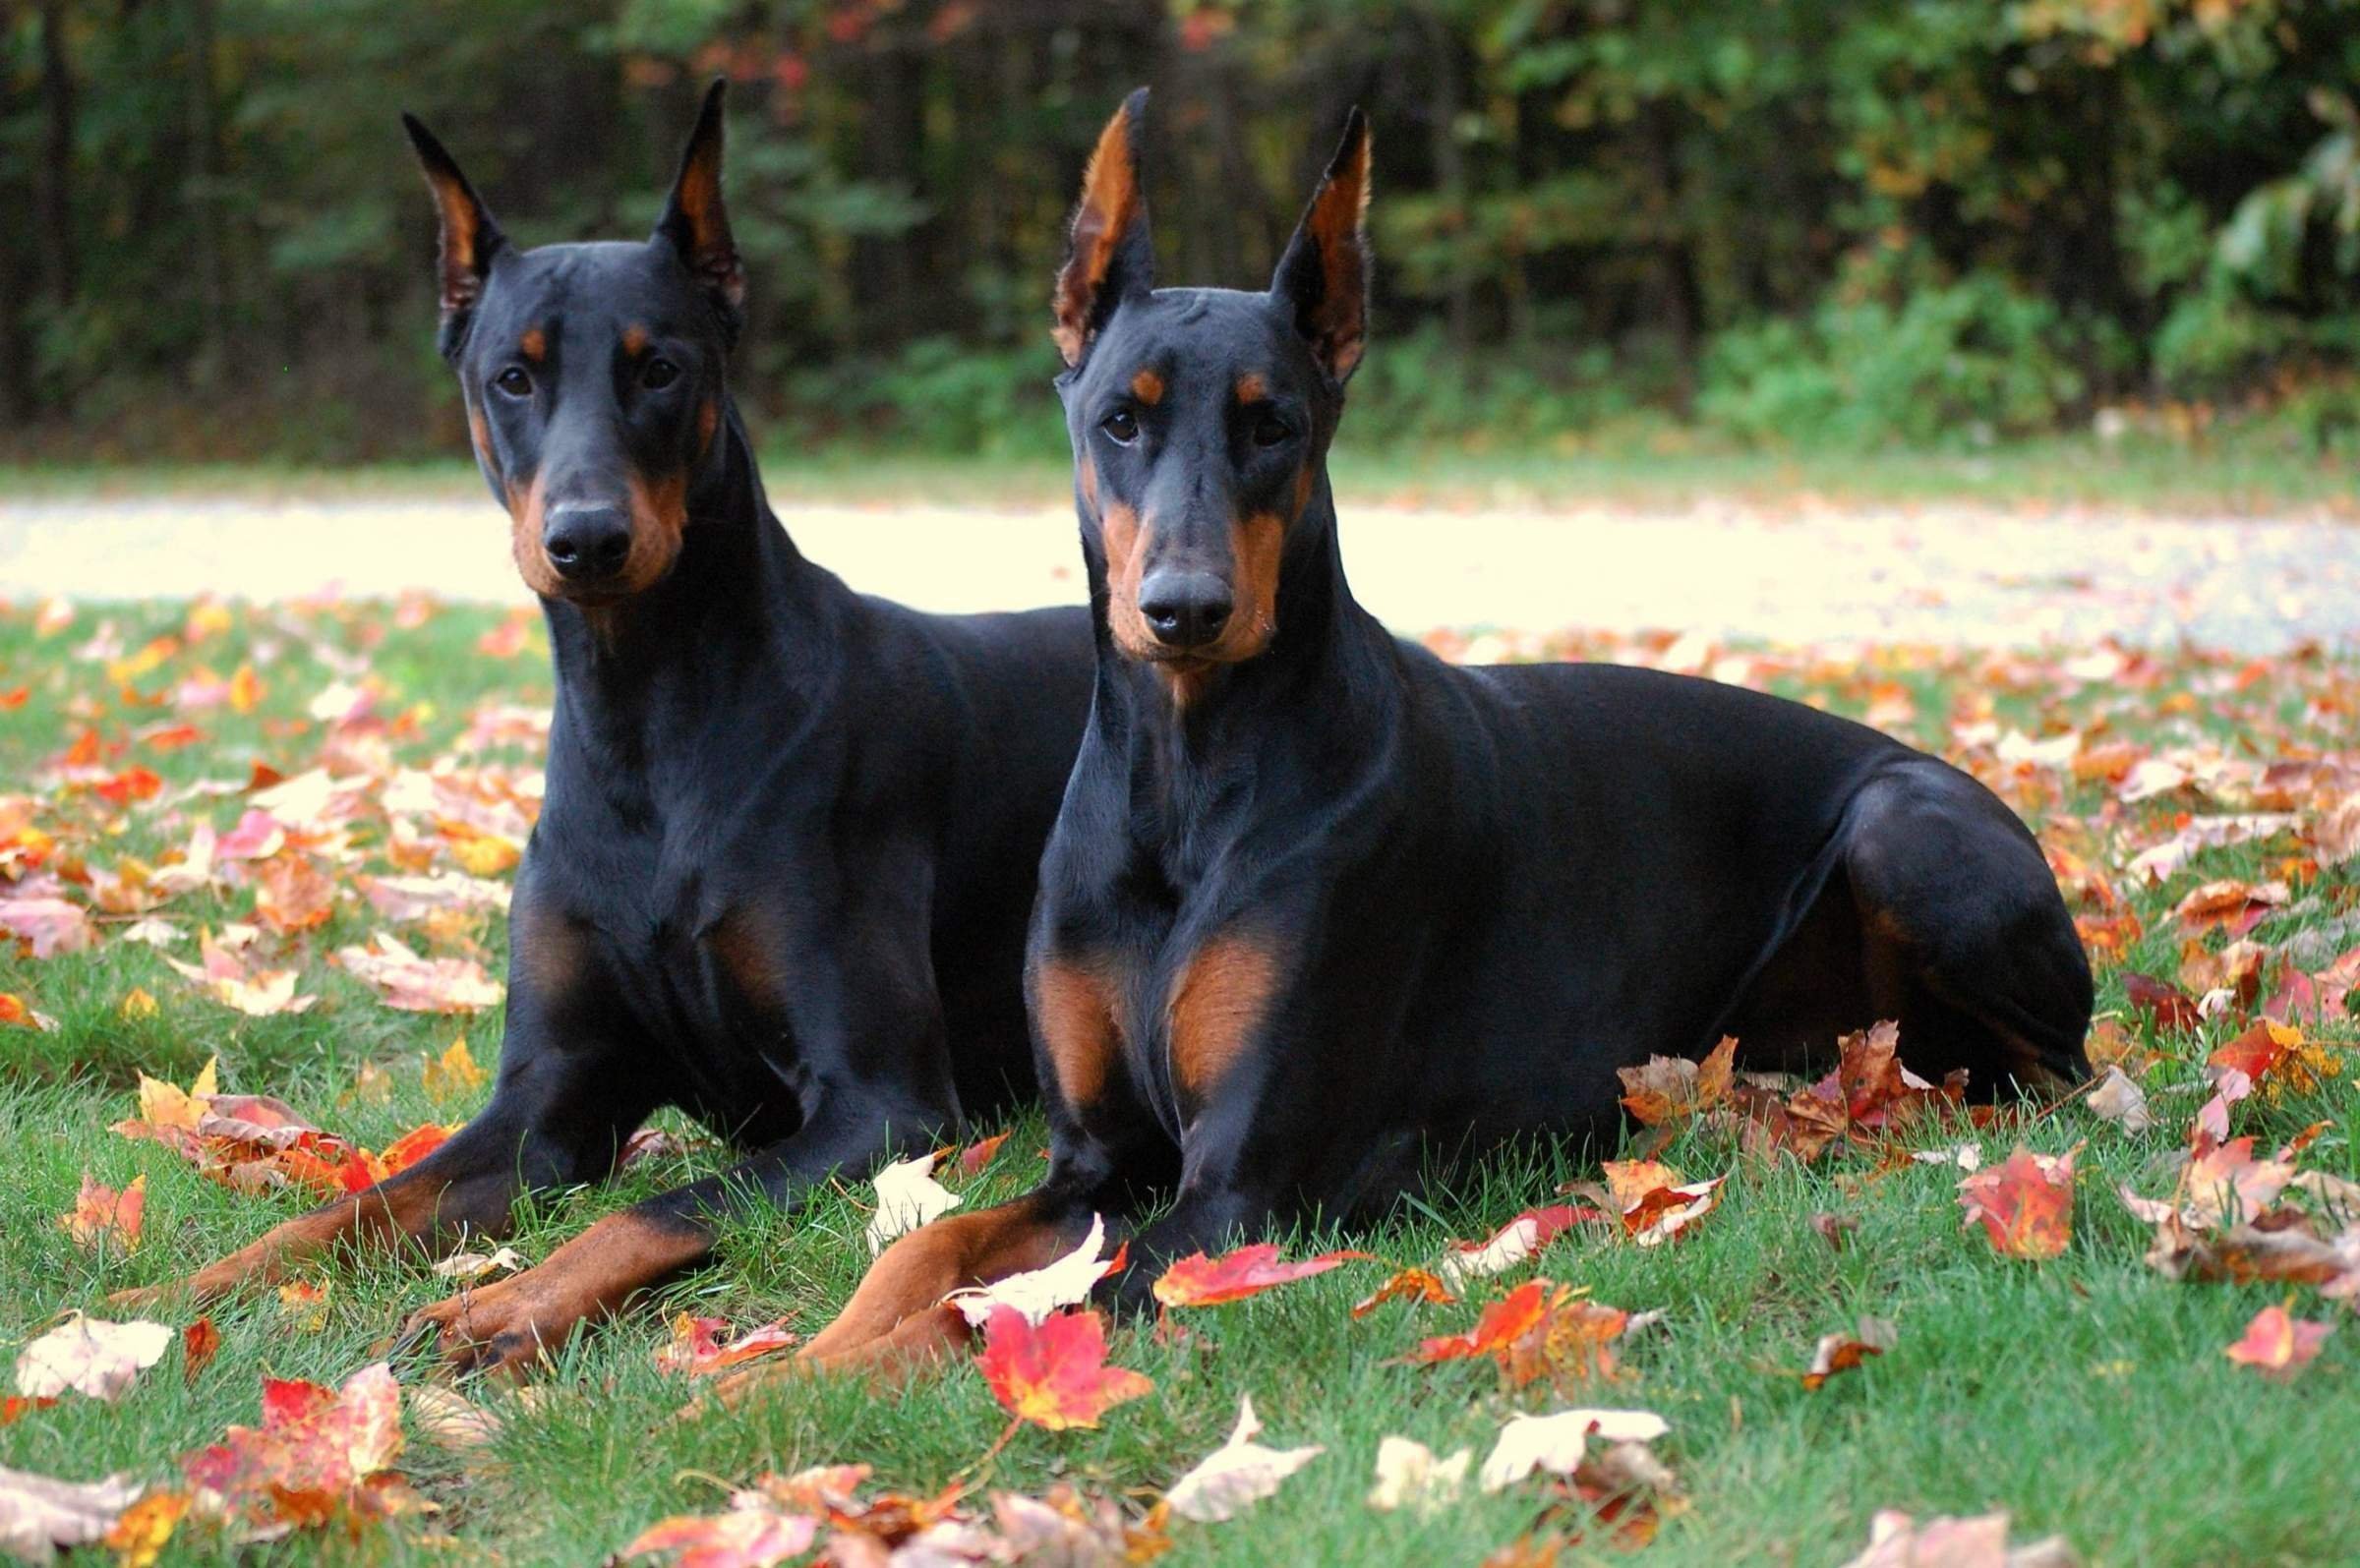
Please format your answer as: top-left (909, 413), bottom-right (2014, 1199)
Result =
top-left (117, 84), bottom-right (1093, 1375)
top-left (780, 90), bottom-right (2094, 1370)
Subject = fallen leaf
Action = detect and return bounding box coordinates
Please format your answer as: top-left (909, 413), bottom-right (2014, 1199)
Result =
top-left (1957, 1146), bottom-right (2080, 1259)
top-left (431, 1245), bottom-right (526, 1282)
top-left (955, 1132), bottom-right (1010, 1177)
top-left (277, 1281), bottom-right (331, 1333)
top-left (1615, 1035), bottom-right (1737, 1127)
top-left (1352, 1267), bottom-right (1456, 1318)
top-left (1809, 1212), bottom-right (1858, 1251)
top-left (0, 896), bottom-right (92, 958)
top-left (1839, 1510), bottom-right (2076, 1568)
top-left (1800, 1317), bottom-right (1898, 1391)
top-left (182, 1318), bottom-right (219, 1384)
top-left (180, 1362), bottom-right (416, 1532)
top-left (1439, 1205), bottom-right (1596, 1285)
top-left (2223, 1304), bottom-right (2332, 1383)
top-left (2085, 1067), bottom-right (2154, 1133)
top-left (334, 933), bottom-right (503, 1013)
top-left (162, 933), bottom-right (315, 1016)
top-left (14, 1314), bottom-right (173, 1402)
top-left (656, 1314), bottom-right (799, 1378)
top-left (975, 1307), bottom-right (1151, 1431)
top-left (1366, 1435), bottom-right (1470, 1518)
top-left (406, 1385), bottom-right (502, 1451)
top-left (622, 1504), bottom-right (818, 1567)
top-left (2122, 971), bottom-right (2201, 1032)
top-left (1478, 1408), bottom-right (1669, 1492)
top-left (59, 1173), bottom-right (146, 1251)
top-left (1403, 1280), bottom-right (1629, 1389)
top-left (944, 1213), bottom-right (1120, 1328)
top-left (0, 1466), bottom-right (144, 1559)
top-left (1152, 1243), bottom-right (1368, 1308)
top-left (421, 1036), bottom-right (488, 1101)
top-left (251, 854), bottom-right (335, 933)
top-left (1163, 1394), bottom-right (1322, 1523)
top-left (102, 1488), bottom-right (189, 1568)
top-left (865, 1152), bottom-right (962, 1255)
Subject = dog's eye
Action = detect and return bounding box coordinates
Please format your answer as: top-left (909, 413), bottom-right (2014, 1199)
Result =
top-left (641, 357), bottom-right (679, 391)
top-left (1099, 409), bottom-right (1140, 445)
top-left (1251, 411), bottom-right (1292, 448)
top-left (494, 366), bottom-right (533, 398)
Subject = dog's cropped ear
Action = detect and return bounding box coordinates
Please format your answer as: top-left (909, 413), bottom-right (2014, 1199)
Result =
top-left (1053, 87), bottom-right (1154, 368)
top-left (1271, 108), bottom-right (1372, 384)
top-left (654, 79), bottom-right (746, 343)
top-left (401, 113), bottom-right (506, 355)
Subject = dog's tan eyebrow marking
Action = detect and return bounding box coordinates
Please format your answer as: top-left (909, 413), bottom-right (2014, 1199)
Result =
top-left (622, 324), bottom-right (650, 357)
top-left (518, 327), bottom-right (548, 362)
top-left (1234, 372), bottom-right (1268, 404)
top-left (1130, 369), bottom-right (1164, 406)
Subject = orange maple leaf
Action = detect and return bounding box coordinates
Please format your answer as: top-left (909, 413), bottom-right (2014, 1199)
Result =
top-left (1151, 1243), bottom-right (1369, 1309)
top-left (1957, 1145), bottom-right (2080, 1259)
top-left (60, 1172), bottom-right (146, 1251)
top-left (1352, 1267), bottom-right (1456, 1318)
top-left (975, 1307), bottom-right (1151, 1431)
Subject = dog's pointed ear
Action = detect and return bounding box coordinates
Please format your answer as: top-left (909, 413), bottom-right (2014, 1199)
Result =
top-left (1053, 87), bottom-right (1154, 368)
top-left (654, 79), bottom-right (745, 341)
top-left (402, 112), bottom-right (505, 351)
top-left (1271, 108), bottom-right (1372, 383)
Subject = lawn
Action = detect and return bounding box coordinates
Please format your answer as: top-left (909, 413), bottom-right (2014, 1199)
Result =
top-left (5, 428), bottom-right (2359, 518)
top-left (1, 590), bottom-right (2355, 1566)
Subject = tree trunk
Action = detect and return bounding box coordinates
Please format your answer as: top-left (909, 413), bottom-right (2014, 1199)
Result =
top-left (1423, 8), bottom-right (1473, 356)
top-left (36, 0), bottom-right (76, 306)
top-left (184, 0), bottom-right (230, 384)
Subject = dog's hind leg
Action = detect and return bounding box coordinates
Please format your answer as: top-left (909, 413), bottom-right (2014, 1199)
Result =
top-left (1837, 760), bottom-right (2094, 1096)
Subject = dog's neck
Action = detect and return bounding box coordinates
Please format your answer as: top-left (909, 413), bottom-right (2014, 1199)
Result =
top-left (1088, 467), bottom-right (1398, 824)
top-left (540, 403), bottom-right (826, 760)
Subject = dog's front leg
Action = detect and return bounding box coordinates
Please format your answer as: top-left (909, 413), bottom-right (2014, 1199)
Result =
top-left (409, 868), bottom-right (964, 1379)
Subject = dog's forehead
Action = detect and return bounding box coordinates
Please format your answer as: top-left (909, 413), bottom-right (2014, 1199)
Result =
top-left (1101, 289), bottom-right (1297, 386)
top-left (480, 242), bottom-right (701, 345)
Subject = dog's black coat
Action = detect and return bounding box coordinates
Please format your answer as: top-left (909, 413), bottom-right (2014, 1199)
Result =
top-left (140, 86), bottom-right (1092, 1372)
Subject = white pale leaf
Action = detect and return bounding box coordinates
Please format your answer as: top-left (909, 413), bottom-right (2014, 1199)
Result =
top-left (1479, 1407), bottom-right (1669, 1493)
top-left (1438, 1214), bottom-right (1546, 1287)
top-left (863, 1153), bottom-right (962, 1256)
top-left (944, 1213), bottom-right (1112, 1328)
top-left (2085, 1067), bottom-right (2154, 1133)
top-left (432, 1245), bottom-right (528, 1281)
top-left (14, 1314), bottom-right (173, 1402)
top-left (0, 1466), bottom-right (144, 1559)
top-left (1365, 1435), bottom-right (1469, 1517)
top-left (1165, 1395), bottom-right (1324, 1523)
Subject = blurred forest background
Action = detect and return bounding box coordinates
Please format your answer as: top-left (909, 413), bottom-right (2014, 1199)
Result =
top-left (5, 0), bottom-right (2360, 465)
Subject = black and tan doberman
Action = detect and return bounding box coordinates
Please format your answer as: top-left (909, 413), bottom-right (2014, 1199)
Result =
top-left (116, 84), bottom-right (1093, 1376)
top-left (777, 90), bottom-right (2094, 1372)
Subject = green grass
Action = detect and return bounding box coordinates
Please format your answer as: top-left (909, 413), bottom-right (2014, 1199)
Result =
top-left (4, 429), bottom-right (2358, 516)
top-left (1, 596), bottom-right (2355, 1564)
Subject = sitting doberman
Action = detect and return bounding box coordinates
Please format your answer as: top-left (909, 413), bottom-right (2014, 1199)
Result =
top-left (117, 84), bottom-right (1093, 1376)
top-left (777, 90), bottom-right (2094, 1370)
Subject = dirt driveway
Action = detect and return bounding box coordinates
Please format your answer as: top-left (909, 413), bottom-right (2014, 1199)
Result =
top-left (1, 491), bottom-right (2352, 652)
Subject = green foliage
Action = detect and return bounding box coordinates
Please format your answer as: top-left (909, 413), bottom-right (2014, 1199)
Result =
top-left (6, 0), bottom-right (2360, 457)
top-left (1702, 270), bottom-right (2087, 449)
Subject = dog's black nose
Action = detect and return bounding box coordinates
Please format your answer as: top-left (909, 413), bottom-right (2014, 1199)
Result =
top-left (1138, 570), bottom-right (1233, 650)
top-left (543, 507), bottom-right (633, 582)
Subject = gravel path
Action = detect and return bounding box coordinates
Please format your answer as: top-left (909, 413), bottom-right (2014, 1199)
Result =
top-left (1, 492), bottom-right (2353, 652)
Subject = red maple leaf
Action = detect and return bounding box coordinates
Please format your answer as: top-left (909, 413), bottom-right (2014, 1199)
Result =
top-left (974, 1307), bottom-right (1151, 1431)
top-left (1150, 1244), bottom-right (1370, 1309)
top-left (1957, 1145), bottom-right (2080, 1259)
